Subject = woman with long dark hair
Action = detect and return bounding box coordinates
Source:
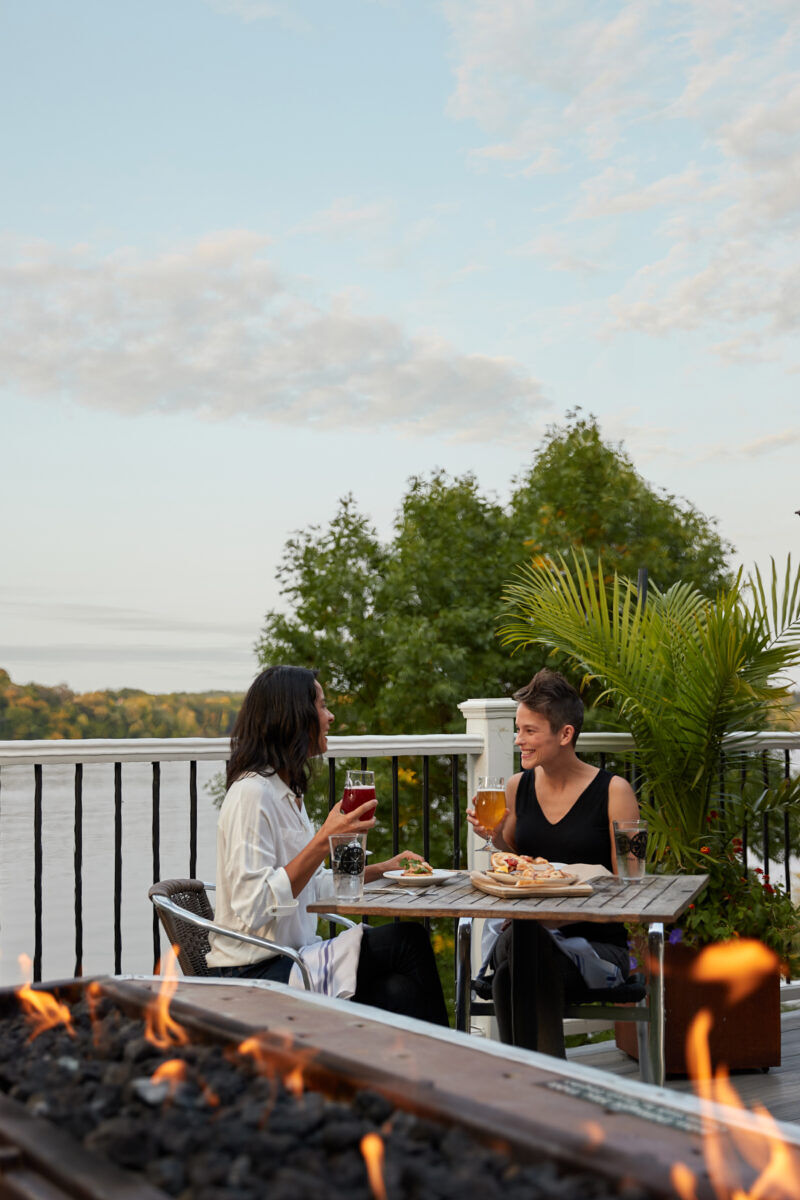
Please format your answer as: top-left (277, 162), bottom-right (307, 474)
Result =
top-left (207, 665), bottom-right (448, 1026)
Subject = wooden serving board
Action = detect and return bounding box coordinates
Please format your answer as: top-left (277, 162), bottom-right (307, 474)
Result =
top-left (470, 871), bottom-right (592, 898)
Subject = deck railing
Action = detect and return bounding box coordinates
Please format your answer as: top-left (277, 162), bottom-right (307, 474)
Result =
top-left (1, 707), bottom-right (798, 984)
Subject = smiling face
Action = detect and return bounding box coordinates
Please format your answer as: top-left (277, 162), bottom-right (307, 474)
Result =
top-left (514, 703), bottom-right (574, 770)
top-left (314, 681), bottom-right (334, 754)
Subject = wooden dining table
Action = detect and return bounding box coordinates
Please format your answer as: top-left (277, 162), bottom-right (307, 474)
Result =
top-left (309, 869), bottom-right (708, 1088)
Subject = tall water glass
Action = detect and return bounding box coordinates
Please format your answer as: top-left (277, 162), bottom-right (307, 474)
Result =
top-left (613, 819), bottom-right (648, 882)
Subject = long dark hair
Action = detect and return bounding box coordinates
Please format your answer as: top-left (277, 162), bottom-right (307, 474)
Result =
top-left (226, 666), bottom-right (320, 795)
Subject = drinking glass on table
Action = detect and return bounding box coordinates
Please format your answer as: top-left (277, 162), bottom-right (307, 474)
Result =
top-left (613, 819), bottom-right (648, 882)
top-left (473, 777), bottom-right (506, 851)
top-left (329, 833), bottom-right (367, 900)
top-left (341, 769), bottom-right (377, 815)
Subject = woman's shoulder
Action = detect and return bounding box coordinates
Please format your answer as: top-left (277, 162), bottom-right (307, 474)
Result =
top-left (223, 771), bottom-right (285, 809)
top-left (506, 769), bottom-right (531, 806)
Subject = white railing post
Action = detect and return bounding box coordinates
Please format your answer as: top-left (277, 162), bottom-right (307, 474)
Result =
top-left (457, 698), bottom-right (517, 868)
top-left (457, 698), bottom-right (516, 1036)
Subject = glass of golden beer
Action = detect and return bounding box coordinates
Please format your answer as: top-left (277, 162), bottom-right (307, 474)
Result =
top-left (474, 776), bottom-right (506, 850)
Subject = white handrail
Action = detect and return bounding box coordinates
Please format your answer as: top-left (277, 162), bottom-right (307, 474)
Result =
top-left (0, 733), bottom-right (484, 767)
top-left (1, 730), bottom-right (797, 767)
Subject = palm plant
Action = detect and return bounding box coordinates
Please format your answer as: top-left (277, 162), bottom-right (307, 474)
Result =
top-left (499, 555), bottom-right (800, 958)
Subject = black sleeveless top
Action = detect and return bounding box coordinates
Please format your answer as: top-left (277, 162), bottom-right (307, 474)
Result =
top-left (514, 767), bottom-right (626, 948)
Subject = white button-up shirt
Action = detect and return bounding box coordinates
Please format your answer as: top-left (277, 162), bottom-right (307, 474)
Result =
top-left (206, 771), bottom-right (330, 970)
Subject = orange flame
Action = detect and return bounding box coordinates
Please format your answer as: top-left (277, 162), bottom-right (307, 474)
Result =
top-left (237, 1035), bottom-right (275, 1076)
top-left (15, 956), bottom-right (74, 1042)
top-left (85, 980), bottom-right (106, 1049)
top-left (284, 1065), bottom-right (304, 1098)
top-left (143, 944), bottom-right (189, 1050)
top-left (236, 1036), bottom-right (278, 1124)
top-left (673, 942), bottom-right (800, 1200)
top-left (689, 940), bottom-right (778, 1006)
top-left (361, 1133), bottom-right (387, 1200)
top-left (581, 1120), bottom-right (605, 1149)
top-left (151, 1058), bottom-right (187, 1098)
top-left (671, 1161), bottom-right (699, 1200)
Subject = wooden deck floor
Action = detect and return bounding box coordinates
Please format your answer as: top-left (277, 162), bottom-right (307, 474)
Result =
top-left (566, 1007), bottom-right (800, 1124)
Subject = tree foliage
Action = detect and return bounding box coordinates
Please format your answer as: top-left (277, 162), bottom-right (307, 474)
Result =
top-left (0, 669), bottom-right (243, 740)
top-left (511, 411), bottom-right (733, 593)
top-left (257, 413), bottom-right (734, 737)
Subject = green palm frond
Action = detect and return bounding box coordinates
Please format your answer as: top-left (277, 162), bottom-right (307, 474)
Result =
top-left (500, 554), bottom-right (800, 870)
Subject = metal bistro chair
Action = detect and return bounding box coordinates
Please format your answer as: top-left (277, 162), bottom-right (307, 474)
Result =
top-left (456, 917), bottom-right (665, 1086)
top-left (148, 878), bottom-right (355, 991)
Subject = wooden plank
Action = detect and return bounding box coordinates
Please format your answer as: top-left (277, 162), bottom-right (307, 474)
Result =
top-left (310, 873), bottom-right (709, 924)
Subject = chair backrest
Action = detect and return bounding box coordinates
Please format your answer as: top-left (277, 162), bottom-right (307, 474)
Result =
top-left (148, 878), bottom-right (214, 977)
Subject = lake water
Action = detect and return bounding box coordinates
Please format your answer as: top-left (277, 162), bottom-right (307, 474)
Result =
top-left (0, 760), bottom-right (224, 986)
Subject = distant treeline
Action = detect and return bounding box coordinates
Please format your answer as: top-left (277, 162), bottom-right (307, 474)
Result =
top-left (0, 669), bottom-right (244, 740)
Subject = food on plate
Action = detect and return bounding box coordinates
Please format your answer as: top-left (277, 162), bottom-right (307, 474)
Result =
top-left (489, 852), bottom-right (520, 873)
top-left (400, 856), bottom-right (433, 876)
top-left (489, 851), bottom-right (570, 884)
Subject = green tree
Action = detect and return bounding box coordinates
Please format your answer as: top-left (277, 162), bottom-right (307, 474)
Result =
top-left (377, 471), bottom-right (519, 733)
top-left (511, 410), bottom-right (733, 593)
top-left (256, 414), bottom-right (734, 738)
top-left (255, 494), bottom-right (388, 734)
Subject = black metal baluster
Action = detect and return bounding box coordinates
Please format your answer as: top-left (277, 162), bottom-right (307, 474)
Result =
top-left (740, 760), bottom-right (748, 875)
top-left (762, 751), bottom-right (770, 877)
top-left (784, 750), bottom-right (791, 895)
top-left (33, 765), bottom-right (43, 983)
top-left (152, 762), bottom-right (161, 971)
top-left (189, 761), bottom-right (198, 879)
top-left (451, 755), bottom-right (460, 991)
top-left (422, 757), bottom-right (431, 864)
top-left (451, 755), bottom-right (460, 870)
top-left (391, 757), bottom-right (399, 857)
top-left (360, 757), bottom-right (368, 771)
top-left (73, 764), bottom-right (83, 978)
top-left (422, 757), bottom-right (431, 934)
top-left (600, 752), bottom-right (607, 773)
top-left (114, 763), bottom-right (122, 975)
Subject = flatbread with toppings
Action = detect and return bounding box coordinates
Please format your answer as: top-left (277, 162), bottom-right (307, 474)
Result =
top-left (400, 857), bottom-right (433, 876)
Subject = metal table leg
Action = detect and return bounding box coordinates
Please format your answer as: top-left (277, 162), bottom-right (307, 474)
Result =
top-left (637, 920), bottom-right (665, 1086)
top-left (456, 916), bottom-right (473, 1033)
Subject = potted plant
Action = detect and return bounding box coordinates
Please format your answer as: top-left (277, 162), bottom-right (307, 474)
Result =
top-left (500, 554), bottom-right (800, 1072)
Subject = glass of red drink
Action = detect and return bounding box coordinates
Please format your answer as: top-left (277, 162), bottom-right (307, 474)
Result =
top-left (341, 769), bottom-right (377, 815)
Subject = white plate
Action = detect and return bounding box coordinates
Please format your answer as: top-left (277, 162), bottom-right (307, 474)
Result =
top-left (383, 869), bottom-right (458, 887)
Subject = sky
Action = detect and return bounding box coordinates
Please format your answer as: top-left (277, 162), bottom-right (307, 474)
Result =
top-left (1, 0), bottom-right (799, 697)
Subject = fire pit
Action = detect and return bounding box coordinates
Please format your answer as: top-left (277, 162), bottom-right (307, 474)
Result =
top-left (1, 974), bottom-right (798, 1200)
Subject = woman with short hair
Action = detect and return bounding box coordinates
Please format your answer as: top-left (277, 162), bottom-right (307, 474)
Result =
top-left (467, 668), bottom-right (639, 1056)
top-left (207, 665), bottom-right (448, 1027)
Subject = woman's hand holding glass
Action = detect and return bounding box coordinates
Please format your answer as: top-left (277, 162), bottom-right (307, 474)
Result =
top-left (466, 777), bottom-right (509, 851)
top-left (321, 797), bottom-right (377, 840)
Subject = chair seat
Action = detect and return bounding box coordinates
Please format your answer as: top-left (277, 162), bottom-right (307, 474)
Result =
top-left (471, 971), bottom-right (646, 1007)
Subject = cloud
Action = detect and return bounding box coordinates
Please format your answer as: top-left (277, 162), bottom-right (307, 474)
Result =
top-left (740, 428), bottom-right (800, 457)
top-left (443, 1), bottom-right (800, 365)
top-left (291, 198), bottom-right (391, 237)
top-left (0, 233), bottom-right (546, 440)
top-left (202, 0), bottom-right (310, 31)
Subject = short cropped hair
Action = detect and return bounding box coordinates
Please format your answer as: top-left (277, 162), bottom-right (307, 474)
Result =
top-left (513, 669), bottom-right (583, 745)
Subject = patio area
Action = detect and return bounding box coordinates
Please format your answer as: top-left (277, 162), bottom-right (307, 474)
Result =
top-left (566, 1003), bottom-right (800, 1125)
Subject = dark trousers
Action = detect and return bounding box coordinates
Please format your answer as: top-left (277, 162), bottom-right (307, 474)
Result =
top-left (491, 921), bottom-right (628, 1057)
top-left (211, 922), bottom-right (449, 1028)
